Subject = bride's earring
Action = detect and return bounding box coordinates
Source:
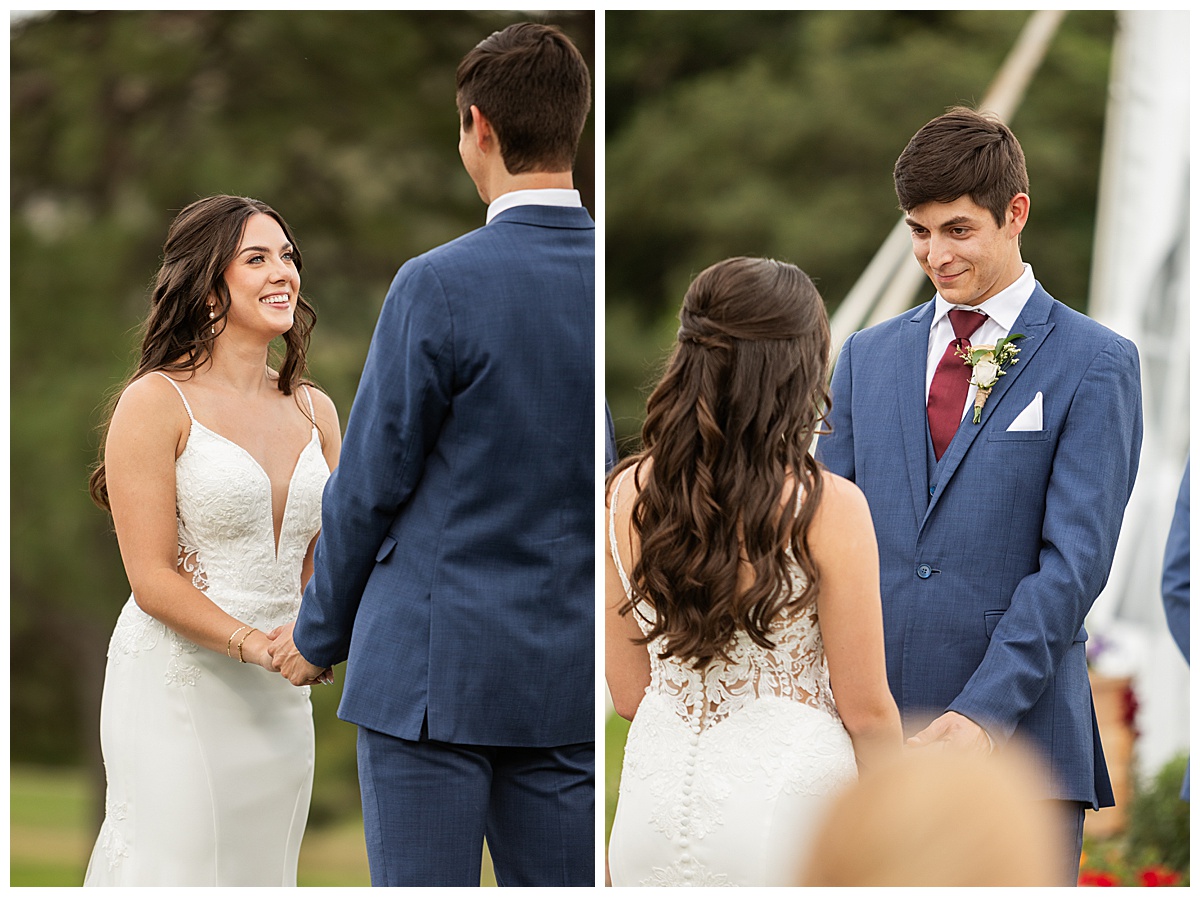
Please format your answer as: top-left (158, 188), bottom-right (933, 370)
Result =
top-left (209, 306), bottom-right (216, 336)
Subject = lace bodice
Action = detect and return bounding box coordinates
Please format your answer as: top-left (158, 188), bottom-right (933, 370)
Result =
top-left (109, 373), bottom-right (329, 665)
top-left (608, 469), bottom-right (839, 732)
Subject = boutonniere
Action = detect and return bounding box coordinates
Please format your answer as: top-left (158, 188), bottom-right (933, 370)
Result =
top-left (957, 333), bottom-right (1024, 423)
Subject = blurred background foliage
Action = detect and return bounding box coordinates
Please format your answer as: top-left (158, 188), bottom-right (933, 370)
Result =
top-left (604, 10), bottom-right (1115, 454)
top-left (10, 8), bottom-right (593, 877)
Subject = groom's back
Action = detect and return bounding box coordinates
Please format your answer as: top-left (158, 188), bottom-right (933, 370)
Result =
top-left (412, 205), bottom-right (593, 592)
top-left (342, 202), bottom-right (595, 748)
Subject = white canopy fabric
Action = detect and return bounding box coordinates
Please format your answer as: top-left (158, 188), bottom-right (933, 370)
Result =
top-left (1085, 9), bottom-right (1190, 780)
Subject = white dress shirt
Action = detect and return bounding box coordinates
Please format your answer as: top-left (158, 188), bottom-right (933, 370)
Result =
top-left (925, 263), bottom-right (1035, 420)
top-left (486, 188), bottom-right (583, 224)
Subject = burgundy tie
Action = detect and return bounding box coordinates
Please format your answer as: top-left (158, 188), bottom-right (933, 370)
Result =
top-left (927, 309), bottom-right (987, 460)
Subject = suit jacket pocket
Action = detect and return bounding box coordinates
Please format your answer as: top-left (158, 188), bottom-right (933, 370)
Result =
top-left (987, 428), bottom-right (1052, 443)
top-left (984, 610), bottom-right (1005, 638)
top-left (985, 610), bottom-right (1088, 643)
top-left (375, 535), bottom-right (397, 563)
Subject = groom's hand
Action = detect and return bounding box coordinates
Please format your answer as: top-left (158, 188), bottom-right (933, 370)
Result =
top-left (907, 711), bottom-right (993, 754)
top-left (266, 621), bottom-right (329, 686)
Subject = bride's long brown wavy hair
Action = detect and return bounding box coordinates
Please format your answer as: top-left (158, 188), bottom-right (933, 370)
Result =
top-left (88, 195), bottom-right (317, 511)
top-left (610, 257), bottom-right (832, 665)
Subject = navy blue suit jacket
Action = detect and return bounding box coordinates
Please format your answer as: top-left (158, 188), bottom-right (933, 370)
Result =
top-left (817, 284), bottom-right (1142, 807)
top-left (1162, 459), bottom-right (1189, 662)
top-left (1162, 458), bottom-right (1189, 799)
top-left (295, 204), bottom-right (595, 747)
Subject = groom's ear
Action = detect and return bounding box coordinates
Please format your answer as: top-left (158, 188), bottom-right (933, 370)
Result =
top-left (1006, 193), bottom-right (1031, 238)
top-left (468, 105), bottom-right (498, 154)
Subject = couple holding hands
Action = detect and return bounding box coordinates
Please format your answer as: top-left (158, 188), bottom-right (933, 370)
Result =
top-left (84, 22), bottom-right (593, 888)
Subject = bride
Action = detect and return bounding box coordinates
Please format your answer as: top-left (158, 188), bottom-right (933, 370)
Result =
top-left (83, 195), bottom-right (341, 885)
top-left (605, 257), bottom-right (902, 886)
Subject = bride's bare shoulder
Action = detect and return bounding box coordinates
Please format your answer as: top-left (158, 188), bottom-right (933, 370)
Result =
top-left (606, 456), bottom-right (650, 497)
top-left (817, 468), bottom-right (868, 505)
top-left (107, 371), bottom-right (194, 456)
top-left (809, 468), bottom-right (875, 547)
top-left (117, 370), bottom-right (191, 414)
top-left (780, 466), bottom-right (864, 509)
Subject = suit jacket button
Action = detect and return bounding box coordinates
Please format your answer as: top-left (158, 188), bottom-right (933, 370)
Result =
top-left (917, 564), bottom-right (932, 579)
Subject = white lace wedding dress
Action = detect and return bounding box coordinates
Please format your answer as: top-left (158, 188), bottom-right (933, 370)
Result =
top-left (83, 373), bottom-right (329, 886)
top-left (607, 470), bottom-right (858, 887)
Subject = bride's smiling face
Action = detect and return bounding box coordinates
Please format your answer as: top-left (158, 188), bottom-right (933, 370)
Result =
top-left (217, 213), bottom-right (300, 340)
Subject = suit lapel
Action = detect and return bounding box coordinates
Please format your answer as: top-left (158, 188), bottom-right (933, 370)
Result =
top-left (923, 286), bottom-right (1057, 527)
top-left (897, 302), bottom-right (936, 528)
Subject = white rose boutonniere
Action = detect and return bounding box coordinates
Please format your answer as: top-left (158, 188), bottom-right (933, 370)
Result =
top-left (956, 333), bottom-right (1024, 424)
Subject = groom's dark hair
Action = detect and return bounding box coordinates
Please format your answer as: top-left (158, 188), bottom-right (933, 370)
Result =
top-left (893, 106), bottom-right (1029, 227)
top-left (456, 22), bottom-right (591, 175)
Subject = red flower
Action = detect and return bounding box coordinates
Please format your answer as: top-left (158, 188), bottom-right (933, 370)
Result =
top-left (1139, 866), bottom-right (1181, 887)
top-left (1079, 870), bottom-right (1120, 887)
top-left (1122, 683), bottom-right (1139, 729)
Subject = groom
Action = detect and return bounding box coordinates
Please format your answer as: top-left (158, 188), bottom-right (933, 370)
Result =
top-left (270, 22), bottom-right (594, 886)
top-left (817, 107), bottom-right (1142, 883)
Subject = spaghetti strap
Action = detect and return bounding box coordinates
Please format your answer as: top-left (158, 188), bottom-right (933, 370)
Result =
top-left (302, 385), bottom-right (316, 421)
top-left (154, 371), bottom-right (195, 421)
top-left (608, 468), bottom-right (634, 597)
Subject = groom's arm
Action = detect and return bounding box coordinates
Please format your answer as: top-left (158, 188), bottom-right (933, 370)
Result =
top-left (815, 334), bottom-right (856, 481)
top-left (293, 257), bottom-right (454, 668)
top-left (1161, 460), bottom-right (1190, 662)
top-left (946, 335), bottom-right (1143, 744)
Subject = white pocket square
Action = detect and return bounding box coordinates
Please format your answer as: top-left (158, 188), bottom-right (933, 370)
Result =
top-left (1007, 391), bottom-right (1043, 431)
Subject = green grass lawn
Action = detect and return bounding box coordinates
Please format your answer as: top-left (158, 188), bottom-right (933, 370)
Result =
top-left (605, 710), bottom-right (631, 847)
top-left (10, 765), bottom-right (495, 886)
top-left (11, 766), bottom-right (91, 886)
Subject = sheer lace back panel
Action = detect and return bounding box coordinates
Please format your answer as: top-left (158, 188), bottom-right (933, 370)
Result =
top-left (608, 467), bottom-right (839, 732)
top-left (155, 372), bottom-right (329, 631)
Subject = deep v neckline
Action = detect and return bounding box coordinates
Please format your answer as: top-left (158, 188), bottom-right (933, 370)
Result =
top-left (186, 420), bottom-right (322, 560)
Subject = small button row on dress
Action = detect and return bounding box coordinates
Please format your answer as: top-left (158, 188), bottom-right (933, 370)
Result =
top-left (676, 726), bottom-right (702, 880)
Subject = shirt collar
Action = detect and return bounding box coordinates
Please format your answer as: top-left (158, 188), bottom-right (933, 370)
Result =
top-left (486, 188), bottom-right (582, 224)
top-left (931, 263), bottom-right (1035, 332)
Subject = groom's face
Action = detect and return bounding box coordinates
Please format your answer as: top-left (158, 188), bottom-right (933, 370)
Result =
top-left (905, 193), bottom-right (1027, 307)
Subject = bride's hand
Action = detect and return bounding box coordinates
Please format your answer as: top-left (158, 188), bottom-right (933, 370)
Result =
top-left (237, 629), bottom-right (276, 671)
top-left (304, 667), bottom-right (335, 686)
top-left (265, 620), bottom-right (327, 685)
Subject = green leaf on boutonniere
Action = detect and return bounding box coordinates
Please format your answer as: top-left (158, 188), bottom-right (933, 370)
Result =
top-left (960, 332), bottom-right (1026, 423)
top-left (994, 332), bottom-right (1025, 355)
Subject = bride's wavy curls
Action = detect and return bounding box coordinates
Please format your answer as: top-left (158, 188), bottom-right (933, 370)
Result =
top-left (88, 195), bottom-right (317, 511)
top-left (611, 257), bottom-right (832, 665)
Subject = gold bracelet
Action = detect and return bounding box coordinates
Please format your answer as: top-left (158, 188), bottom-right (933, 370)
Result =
top-left (226, 625), bottom-right (250, 659)
top-left (237, 628), bottom-right (257, 664)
